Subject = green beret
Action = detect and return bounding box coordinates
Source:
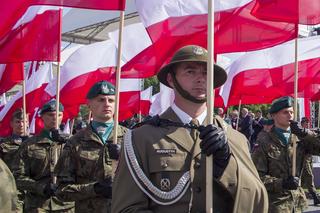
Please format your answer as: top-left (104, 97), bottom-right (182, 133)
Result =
top-left (269, 96), bottom-right (293, 114)
top-left (86, 81), bottom-right (115, 99)
top-left (262, 119), bottom-right (274, 126)
top-left (40, 100), bottom-right (64, 115)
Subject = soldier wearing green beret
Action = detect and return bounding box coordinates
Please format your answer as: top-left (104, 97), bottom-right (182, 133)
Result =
top-left (252, 96), bottom-right (320, 212)
top-left (299, 117), bottom-right (320, 205)
top-left (13, 100), bottom-right (75, 213)
top-left (112, 45), bottom-right (268, 213)
top-left (0, 109), bottom-right (29, 212)
top-left (55, 81), bottom-right (127, 213)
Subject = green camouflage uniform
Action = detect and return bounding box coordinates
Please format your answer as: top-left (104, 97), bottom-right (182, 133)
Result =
top-left (0, 136), bottom-right (26, 212)
top-left (0, 158), bottom-right (18, 212)
top-left (301, 154), bottom-right (316, 192)
top-left (55, 125), bottom-right (127, 213)
top-left (252, 128), bottom-right (320, 212)
top-left (13, 130), bottom-right (75, 213)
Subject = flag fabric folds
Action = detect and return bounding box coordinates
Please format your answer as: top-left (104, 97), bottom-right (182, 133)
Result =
top-left (0, 63), bottom-right (24, 95)
top-left (252, 0), bottom-right (320, 25)
top-left (0, 63), bottom-right (53, 137)
top-left (220, 35), bottom-right (320, 106)
top-left (0, 6), bottom-right (61, 63)
top-left (127, 0), bottom-right (297, 78)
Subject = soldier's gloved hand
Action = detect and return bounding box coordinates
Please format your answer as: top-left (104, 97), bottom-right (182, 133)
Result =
top-left (290, 120), bottom-right (308, 138)
top-left (50, 129), bottom-right (68, 143)
top-left (43, 183), bottom-right (57, 198)
top-left (106, 143), bottom-right (121, 160)
top-left (199, 124), bottom-right (231, 178)
top-left (21, 136), bottom-right (29, 142)
top-left (94, 177), bottom-right (112, 199)
top-left (282, 176), bottom-right (300, 190)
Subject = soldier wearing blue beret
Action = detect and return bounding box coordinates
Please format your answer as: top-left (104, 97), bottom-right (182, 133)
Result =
top-left (55, 81), bottom-right (127, 213)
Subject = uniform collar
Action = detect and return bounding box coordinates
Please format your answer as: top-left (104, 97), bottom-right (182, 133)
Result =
top-left (40, 129), bottom-right (52, 140)
top-left (171, 102), bottom-right (207, 125)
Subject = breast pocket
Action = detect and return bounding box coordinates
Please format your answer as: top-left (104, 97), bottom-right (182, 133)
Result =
top-left (27, 148), bottom-right (48, 176)
top-left (148, 152), bottom-right (188, 191)
top-left (77, 147), bottom-right (101, 178)
top-left (267, 145), bottom-right (286, 176)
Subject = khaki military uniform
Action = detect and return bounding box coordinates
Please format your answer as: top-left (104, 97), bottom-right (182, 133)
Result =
top-left (13, 131), bottom-right (75, 213)
top-left (0, 136), bottom-right (25, 212)
top-left (252, 128), bottom-right (320, 212)
top-left (0, 158), bottom-right (18, 213)
top-left (112, 108), bottom-right (268, 213)
top-left (55, 124), bottom-right (127, 213)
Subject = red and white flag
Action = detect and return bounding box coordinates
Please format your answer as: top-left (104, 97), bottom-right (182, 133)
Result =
top-left (126, 0), bottom-right (297, 77)
top-left (297, 98), bottom-right (311, 122)
top-left (0, 6), bottom-right (61, 63)
top-left (31, 0), bottom-right (126, 10)
top-left (0, 0), bottom-right (124, 41)
top-left (252, 0), bottom-right (320, 25)
top-left (0, 63), bottom-right (24, 95)
top-left (45, 30), bottom-right (152, 121)
top-left (219, 35), bottom-right (320, 106)
top-left (0, 63), bottom-right (53, 137)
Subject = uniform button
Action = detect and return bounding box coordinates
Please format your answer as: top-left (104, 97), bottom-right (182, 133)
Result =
top-left (195, 187), bottom-right (201, 193)
top-left (194, 162), bottom-right (201, 169)
top-left (161, 162), bottom-right (168, 168)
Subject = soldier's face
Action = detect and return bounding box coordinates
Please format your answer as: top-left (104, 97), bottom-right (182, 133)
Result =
top-left (88, 95), bottom-right (115, 122)
top-left (272, 107), bottom-right (294, 129)
top-left (41, 111), bottom-right (63, 130)
top-left (168, 62), bottom-right (207, 100)
top-left (10, 118), bottom-right (25, 136)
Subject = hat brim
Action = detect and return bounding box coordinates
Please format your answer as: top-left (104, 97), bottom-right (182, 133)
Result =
top-left (157, 60), bottom-right (227, 89)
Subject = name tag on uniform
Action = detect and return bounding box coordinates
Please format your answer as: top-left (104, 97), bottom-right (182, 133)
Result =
top-left (155, 149), bottom-right (176, 155)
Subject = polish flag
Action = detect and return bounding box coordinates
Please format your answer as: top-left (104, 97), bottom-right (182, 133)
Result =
top-left (0, 6), bottom-right (61, 63)
top-left (219, 35), bottom-right (320, 107)
top-left (298, 98), bottom-right (311, 122)
top-left (0, 0), bottom-right (124, 41)
top-left (252, 0), bottom-right (320, 25)
top-left (0, 63), bottom-right (24, 95)
top-left (124, 0), bottom-right (297, 77)
top-left (31, 0), bottom-right (126, 10)
top-left (0, 63), bottom-right (53, 137)
top-left (45, 25), bottom-right (152, 121)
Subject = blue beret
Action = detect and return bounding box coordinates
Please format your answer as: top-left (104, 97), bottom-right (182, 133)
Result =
top-left (269, 96), bottom-right (293, 114)
top-left (40, 99), bottom-right (64, 115)
top-left (86, 81), bottom-right (115, 99)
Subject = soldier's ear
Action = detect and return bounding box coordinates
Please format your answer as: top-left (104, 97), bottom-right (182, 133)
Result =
top-left (167, 72), bottom-right (174, 88)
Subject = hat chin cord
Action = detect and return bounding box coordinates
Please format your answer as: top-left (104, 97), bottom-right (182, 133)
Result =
top-left (172, 73), bottom-right (206, 104)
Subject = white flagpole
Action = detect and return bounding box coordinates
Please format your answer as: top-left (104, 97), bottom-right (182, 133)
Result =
top-left (112, 11), bottom-right (124, 144)
top-left (206, 0), bottom-right (214, 211)
top-left (292, 35), bottom-right (299, 177)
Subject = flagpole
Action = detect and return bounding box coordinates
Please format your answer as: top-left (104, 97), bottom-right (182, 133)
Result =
top-left (292, 35), bottom-right (299, 177)
top-left (206, 0), bottom-right (214, 211)
top-left (113, 11), bottom-right (124, 144)
top-left (22, 72), bottom-right (28, 136)
top-left (53, 10), bottom-right (63, 185)
top-left (87, 111), bottom-right (92, 123)
top-left (70, 118), bottom-right (75, 135)
top-left (236, 99), bottom-right (242, 131)
top-left (112, 11), bottom-right (125, 174)
top-left (318, 101), bottom-right (320, 128)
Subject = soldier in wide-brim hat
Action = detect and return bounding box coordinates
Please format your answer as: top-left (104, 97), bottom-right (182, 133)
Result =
top-left (112, 45), bottom-right (268, 213)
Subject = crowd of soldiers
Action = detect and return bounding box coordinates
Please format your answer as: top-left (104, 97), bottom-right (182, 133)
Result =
top-left (1, 45), bottom-right (320, 213)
